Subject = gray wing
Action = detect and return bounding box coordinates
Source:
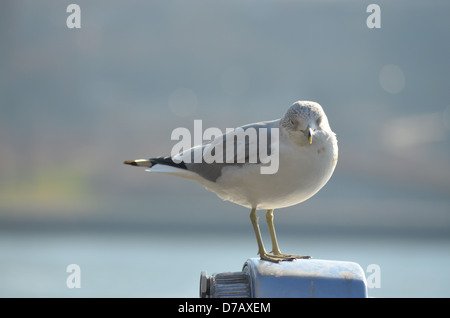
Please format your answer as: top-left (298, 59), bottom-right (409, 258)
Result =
top-left (181, 119), bottom-right (280, 182)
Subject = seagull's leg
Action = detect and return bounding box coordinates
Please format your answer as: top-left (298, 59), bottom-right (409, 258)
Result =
top-left (265, 209), bottom-right (283, 255)
top-left (250, 208), bottom-right (285, 263)
top-left (250, 208), bottom-right (267, 257)
top-left (265, 209), bottom-right (311, 260)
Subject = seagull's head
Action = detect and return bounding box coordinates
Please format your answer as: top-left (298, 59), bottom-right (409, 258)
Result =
top-left (280, 101), bottom-right (332, 146)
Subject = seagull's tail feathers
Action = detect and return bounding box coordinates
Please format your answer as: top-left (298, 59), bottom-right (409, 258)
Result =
top-left (124, 156), bottom-right (186, 169)
top-left (123, 159), bottom-right (153, 167)
top-left (124, 156), bottom-right (201, 181)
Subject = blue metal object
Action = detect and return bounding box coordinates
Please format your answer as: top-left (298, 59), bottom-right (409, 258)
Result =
top-left (200, 258), bottom-right (368, 298)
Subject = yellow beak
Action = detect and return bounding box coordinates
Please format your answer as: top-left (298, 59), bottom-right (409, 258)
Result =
top-left (308, 127), bottom-right (313, 144)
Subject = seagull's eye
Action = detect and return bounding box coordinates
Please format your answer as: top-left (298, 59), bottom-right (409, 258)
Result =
top-left (289, 119), bottom-right (295, 126)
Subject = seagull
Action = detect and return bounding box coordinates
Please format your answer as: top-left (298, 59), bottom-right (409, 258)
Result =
top-left (124, 101), bottom-right (338, 262)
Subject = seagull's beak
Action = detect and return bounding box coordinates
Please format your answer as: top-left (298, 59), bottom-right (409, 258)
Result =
top-left (308, 127), bottom-right (313, 144)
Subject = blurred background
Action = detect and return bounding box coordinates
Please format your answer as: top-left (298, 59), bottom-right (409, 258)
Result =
top-left (1, 0), bottom-right (449, 297)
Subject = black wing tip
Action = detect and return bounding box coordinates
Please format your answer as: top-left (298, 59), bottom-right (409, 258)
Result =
top-left (150, 156), bottom-right (187, 170)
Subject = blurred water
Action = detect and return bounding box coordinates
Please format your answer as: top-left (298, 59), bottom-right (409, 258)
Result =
top-left (1, 229), bottom-right (449, 298)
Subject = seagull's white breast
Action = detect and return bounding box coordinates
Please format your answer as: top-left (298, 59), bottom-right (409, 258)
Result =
top-left (201, 130), bottom-right (338, 210)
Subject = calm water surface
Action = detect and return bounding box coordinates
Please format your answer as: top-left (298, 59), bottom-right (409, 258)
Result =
top-left (0, 230), bottom-right (449, 297)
